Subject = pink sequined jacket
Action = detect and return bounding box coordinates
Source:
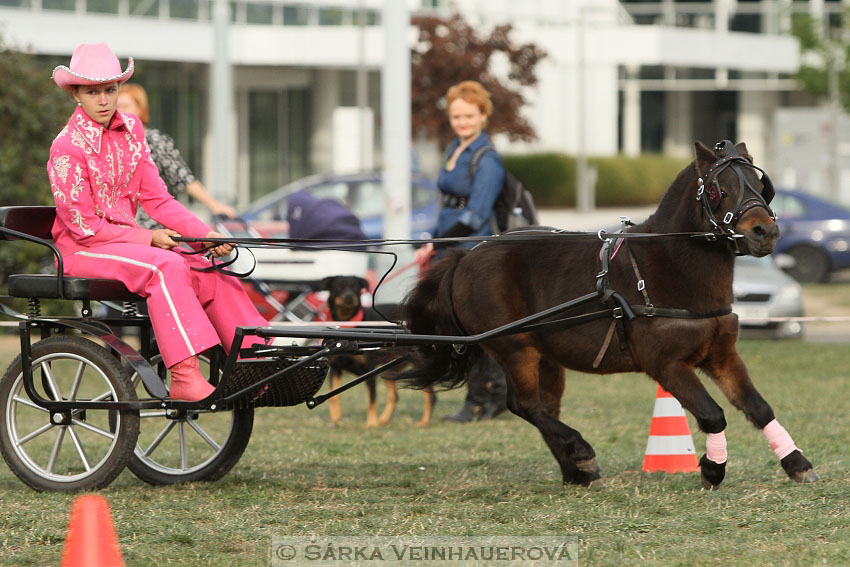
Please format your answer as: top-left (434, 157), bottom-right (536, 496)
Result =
top-left (47, 106), bottom-right (210, 257)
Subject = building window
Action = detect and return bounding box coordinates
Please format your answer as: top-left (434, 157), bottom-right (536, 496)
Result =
top-left (245, 88), bottom-right (312, 200)
top-left (87, 0), bottom-right (119, 14)
top-left (319, 7), bottom-right (344, 26)
top-left (283, 5), bottom-right (308, 25)
top-left (129, 0), bottom-right (157, 17)
top-left (41, 0), bottom-right (74, 10)
top-left (246, 2), bottom-right (273, 24)
top-left (170, 0), bottom-right (200, 19)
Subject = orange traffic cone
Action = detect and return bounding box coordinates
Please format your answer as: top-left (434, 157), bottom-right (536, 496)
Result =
top-left (60, 494), bottom-right (124, 567)
top-left (642, 385), bottom-right (700, 473)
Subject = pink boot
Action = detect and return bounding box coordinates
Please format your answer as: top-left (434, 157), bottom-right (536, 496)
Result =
top-left (169, 356), bottom-right (215, 401)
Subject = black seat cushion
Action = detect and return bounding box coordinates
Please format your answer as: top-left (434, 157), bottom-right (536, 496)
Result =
top-left (8, 274), bottom-right (143, 301)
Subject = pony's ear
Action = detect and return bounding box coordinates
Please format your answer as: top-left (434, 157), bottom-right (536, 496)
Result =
top-left (735, 142), bottom-right (753, 163)
top-left (694, 141), bottom-right (715, 174)
top-left (320, 276), bottom-right (334, 290)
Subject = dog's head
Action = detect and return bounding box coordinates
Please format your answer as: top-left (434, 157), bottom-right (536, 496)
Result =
top-left (321, 275), bottom-right (369, 321)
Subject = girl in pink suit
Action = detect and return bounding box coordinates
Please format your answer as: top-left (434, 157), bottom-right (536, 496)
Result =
top-left (48, 42), bottom-right (269, 401)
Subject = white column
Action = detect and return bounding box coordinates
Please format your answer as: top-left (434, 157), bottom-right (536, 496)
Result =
top-left (209, 0), bottom-right (234, 204)
top-left (622, 64), bottom-right (641, 157)
top-left (310, 70), bottom-right (341, 174)
top-left (381, 0), bottom-right (411, 240)
top-left (737, 91), bottom-right (776, 173)
top-left (715, 0), bottom-right (733, 88)
top-left (663, 91), bottom-right (693, 157)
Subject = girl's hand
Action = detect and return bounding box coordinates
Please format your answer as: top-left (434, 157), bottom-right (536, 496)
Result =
top-left (152, 228), bottom-right (180, 250)
top-left (203, 230), bottom-right (234, 257)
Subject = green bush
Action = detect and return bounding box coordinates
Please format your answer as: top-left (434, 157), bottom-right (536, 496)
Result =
top-left (0, 40), bottom-right (72, 283)
top-left (503, 152), bottom-right (691, 208)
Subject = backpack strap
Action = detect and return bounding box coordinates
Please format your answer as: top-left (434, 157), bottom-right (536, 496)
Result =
top-left (468, 145), bottom-right (495, 181)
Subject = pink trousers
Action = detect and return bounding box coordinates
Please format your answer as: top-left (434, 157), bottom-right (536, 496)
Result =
top-left (65, 244), bottom-right (269, 367)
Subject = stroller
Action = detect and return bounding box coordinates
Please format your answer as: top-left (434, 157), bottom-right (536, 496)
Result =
top-left (216, 190), bottom-right (371, 323)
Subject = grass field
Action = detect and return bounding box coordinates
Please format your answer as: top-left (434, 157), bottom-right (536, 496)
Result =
top-left (0, 337), bottom-right (848, 566)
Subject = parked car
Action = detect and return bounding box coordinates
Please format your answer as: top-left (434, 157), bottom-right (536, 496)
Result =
top-left (234, 171), bottom-right (440, 240)
top-left (771, 188), bottom-right (850, 282)
top-left (732, 255), bottom-right (804, 339)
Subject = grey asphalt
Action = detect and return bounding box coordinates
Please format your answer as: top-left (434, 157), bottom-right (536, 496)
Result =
top-left (537, 206), bottom-right (656, 231)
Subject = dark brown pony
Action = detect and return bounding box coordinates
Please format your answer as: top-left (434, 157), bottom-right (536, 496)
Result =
top-left (401, 141), bottom-right (818, 489)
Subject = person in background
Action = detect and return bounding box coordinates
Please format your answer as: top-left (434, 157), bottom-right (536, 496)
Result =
top-left (415, 80), bottom-right (508, 422)
top-left (48, 42), bottom-right (271, 401)
top-left (116, 83), bottom-right (236, 228)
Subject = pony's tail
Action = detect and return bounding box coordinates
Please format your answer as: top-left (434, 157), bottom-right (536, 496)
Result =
top-left (396, 249), bottom-right (486, 391)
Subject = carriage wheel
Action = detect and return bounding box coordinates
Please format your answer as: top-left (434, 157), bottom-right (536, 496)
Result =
top-left (0, 336), bottom-right (139, 492)
top-left (125, 352), bottom-right (254, 485)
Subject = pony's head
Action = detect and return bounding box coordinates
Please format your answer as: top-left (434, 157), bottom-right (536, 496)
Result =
top-left (694, 140), bottom-right (778, 257)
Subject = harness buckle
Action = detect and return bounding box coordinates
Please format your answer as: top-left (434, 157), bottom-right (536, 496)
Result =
top-left (637, 279), bottom-right (645, 292)
top-left (704, 233), bottom-right (717, 242)
top-left (612, 307), bottom-right (624, 319)
top-left (723, 211), bottom-right (734, 224)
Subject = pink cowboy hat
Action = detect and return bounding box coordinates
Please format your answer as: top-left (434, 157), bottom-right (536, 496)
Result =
top-left (52, 42), bottom-right (134, 92)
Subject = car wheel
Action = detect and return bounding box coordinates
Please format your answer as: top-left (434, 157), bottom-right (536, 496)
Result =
top-left (785, 246), bottom-right (831, 283)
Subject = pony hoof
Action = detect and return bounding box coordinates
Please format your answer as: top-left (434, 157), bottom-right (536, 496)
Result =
top-left (791, 468), bottom-right (820, 484)
top-left (576, 458), bottom-right (602, 474)
top-left (698, 454), bottom-right (726, 489)
top-left (573, 458), bottom-right (603, 487)
top-left (701, 473), bottom-right (720, 490)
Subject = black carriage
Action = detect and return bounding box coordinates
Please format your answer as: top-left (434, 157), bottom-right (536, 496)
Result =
top-left (0, 141), bottom-right (818, 492)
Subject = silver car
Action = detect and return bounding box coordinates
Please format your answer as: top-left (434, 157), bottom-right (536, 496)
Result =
top-left (733, 255), bottom-right (804, 339)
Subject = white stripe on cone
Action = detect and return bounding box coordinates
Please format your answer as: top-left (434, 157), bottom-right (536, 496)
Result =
top-left (645, 435), bottom-right (697, 455)
top-left (652, 396), bottom-right (688, 418)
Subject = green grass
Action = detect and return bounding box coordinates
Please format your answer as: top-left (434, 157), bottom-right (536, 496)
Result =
top-left (1, 340), bottom-right (849, 566)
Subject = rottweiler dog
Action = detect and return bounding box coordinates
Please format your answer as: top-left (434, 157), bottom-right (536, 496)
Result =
top-left (321, 275), bottom-right (435, 427)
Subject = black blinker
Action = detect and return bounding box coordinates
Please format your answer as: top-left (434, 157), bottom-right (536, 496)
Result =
top-left (761, 173), bottom-right (775, 204)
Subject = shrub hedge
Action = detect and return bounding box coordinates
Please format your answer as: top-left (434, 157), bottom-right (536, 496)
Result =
top-left (503, 153), bottom-right (691, 208)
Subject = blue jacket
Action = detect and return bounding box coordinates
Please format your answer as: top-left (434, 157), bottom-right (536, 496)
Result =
top-left (435, 132), bottom-right (505, 242)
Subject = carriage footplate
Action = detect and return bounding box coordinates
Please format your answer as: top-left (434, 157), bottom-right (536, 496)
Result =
top-left (219, 358), bottom-right (329, 409)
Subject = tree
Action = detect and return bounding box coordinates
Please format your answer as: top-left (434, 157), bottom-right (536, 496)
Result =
top-left (0, 38), bottom-right (72, 281)
top-left (410, 13), bottom-right (547, 146)
top-left (790, 11), bottom-right (850, 112)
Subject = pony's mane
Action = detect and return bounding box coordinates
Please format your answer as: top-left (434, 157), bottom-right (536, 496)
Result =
top-left (637, 160), bottom-right (700, 233)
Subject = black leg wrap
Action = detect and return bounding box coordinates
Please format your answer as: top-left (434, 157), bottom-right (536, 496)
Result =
top-left (780, 450), bottom-right (819, 483)
top-left (699, 454), bottom-right (726, 489)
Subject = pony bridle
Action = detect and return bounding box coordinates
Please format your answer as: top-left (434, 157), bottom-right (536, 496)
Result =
top-left (696, 140), bottom-right (776, 251)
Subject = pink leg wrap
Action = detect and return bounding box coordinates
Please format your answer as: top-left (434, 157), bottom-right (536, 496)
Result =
top-left (705, 431), bottom-right (727, 464)
top-left (762, 419), bottom-right (798, 460)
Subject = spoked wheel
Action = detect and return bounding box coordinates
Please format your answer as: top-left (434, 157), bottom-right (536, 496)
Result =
top-left (0, 335), bottom-right (139, 492)
top-left (126, 352), bottom-right (254, 485)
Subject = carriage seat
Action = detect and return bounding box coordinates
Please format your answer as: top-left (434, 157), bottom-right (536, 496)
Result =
top-left (0, 206), bottom-right (142, 301)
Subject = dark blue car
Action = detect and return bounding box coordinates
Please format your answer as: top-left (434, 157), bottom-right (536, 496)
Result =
top-left (236, 172), bottom-right (440, 240)
top-left (772, 188), bottom-right (850, 282)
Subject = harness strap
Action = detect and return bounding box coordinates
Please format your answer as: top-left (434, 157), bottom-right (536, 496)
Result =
top-left (626, 244), bottom-right (654, 317)
top-left (631, 305), bottom-right (732, 318)
top-left (593, 320), bottom-right (617, 369)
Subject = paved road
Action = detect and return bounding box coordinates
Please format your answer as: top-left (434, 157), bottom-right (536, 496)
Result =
top-left (537, 206), bottom-right (656, 231)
